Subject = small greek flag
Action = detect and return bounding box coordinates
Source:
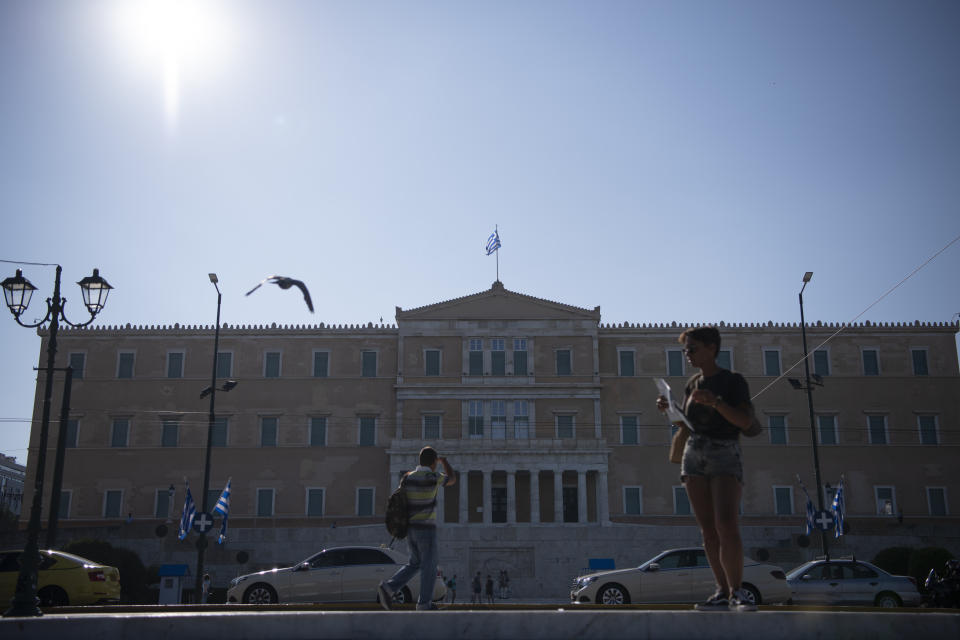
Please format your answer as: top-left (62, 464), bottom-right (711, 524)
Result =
top-left (796, 475), bottom-right (816, 536)
top-left (485, 229), bottom-right (501, 255)
top-left (832, 475), bottom-right (845, 538)
top-left (214, 478), bottom-right (231, 544)
top-left (178, 483), bottom-right (196, 540)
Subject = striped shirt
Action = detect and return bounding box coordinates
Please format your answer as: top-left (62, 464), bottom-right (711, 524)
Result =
top-left (405, 465), bottom-right (448, 527)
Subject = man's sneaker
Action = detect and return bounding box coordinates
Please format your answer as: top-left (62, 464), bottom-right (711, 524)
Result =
top-left (694, 589), bottom-right (729, 611)
top-left (729, 588), bottom-right (758, 611)
top-left (377, 582), bottom-right (394, 611)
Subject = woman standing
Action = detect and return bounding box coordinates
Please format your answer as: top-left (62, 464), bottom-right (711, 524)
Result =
top-left (657, 326), bottom-right (757, 611)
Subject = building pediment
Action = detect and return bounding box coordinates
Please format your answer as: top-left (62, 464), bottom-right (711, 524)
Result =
top-left (396, 281), bottom-right (600, 323)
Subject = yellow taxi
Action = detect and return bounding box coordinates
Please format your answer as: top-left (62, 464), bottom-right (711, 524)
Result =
top-left (0, 549), bottom-right (121, 606)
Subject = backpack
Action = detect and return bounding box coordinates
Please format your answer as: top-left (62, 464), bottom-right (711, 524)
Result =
top-left (385, 476), bottom-right (409, 540)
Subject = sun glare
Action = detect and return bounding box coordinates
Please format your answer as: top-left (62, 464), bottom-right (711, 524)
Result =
top-left (112, 0), bottom-right (234, 132)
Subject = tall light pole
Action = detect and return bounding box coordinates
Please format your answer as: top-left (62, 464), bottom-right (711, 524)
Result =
top-left (2, 266), bottom-right (112, 617)
top-left (798, 271), bottom-right (829, 559)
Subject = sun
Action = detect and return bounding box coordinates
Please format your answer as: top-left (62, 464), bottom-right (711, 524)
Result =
top-left (111, 0), bottom-right (234, 131)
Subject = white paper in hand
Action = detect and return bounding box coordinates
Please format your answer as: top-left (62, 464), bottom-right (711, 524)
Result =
top-left (655, 378), bottom-right (693, 430)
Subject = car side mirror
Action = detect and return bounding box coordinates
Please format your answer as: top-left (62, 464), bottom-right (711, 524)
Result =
top-left (801, 575), bottom-right (810, 581)
top-left (646, 563), bottom-right (660, 572)
top-left (295, 562), bottom-right (310, 572)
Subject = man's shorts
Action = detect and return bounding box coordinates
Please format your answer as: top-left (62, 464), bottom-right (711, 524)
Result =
top-left (681, 435), bottom-right (743, 484)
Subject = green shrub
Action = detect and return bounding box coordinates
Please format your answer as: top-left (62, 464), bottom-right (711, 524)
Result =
top-left (872, 547), bottom-right (912, 576)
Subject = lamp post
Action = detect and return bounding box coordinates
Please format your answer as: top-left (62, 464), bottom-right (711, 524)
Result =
top-left (193, 273), bottom-right (236, 603)
top-left (1, 266), bottom-right (112, 617)
top-left (798, 271), bottom-right (829, 559)
top-left (166, 484), bottom-right (175, 523)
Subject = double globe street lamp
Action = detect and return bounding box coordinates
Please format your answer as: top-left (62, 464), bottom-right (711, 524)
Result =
top-left (1, 265), bottom-right (112, 617)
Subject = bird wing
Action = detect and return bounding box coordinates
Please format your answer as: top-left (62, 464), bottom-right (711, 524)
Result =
top-left (290, 279), bottom-right (314, 312)
top-left (245, 275), bottom-right (277, 296)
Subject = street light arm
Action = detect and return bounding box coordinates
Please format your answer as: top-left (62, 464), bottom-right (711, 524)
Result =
top-left (59, 298), bottom-right (103, 328)
top-left (9, 298), bottom-right (54, 329)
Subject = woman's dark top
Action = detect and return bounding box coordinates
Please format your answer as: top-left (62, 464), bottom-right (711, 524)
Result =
top-left (683, 369), bottom-right (752, 440)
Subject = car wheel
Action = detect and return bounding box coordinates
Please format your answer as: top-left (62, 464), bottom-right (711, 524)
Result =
top-left (740, 583), bottom-right (761, 606)
top-left (597, 583), bottom-right (630, 605)
top-left (37, 585), bottom-right (69, 607)
top-left (875, 592), bottom-right (902, 608)
top-left (243, 583), bottom-right (278, 604)
top-left (391, 587), bottom-right (413, 605)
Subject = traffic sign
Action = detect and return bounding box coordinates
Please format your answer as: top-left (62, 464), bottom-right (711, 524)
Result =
top-left (193, 511), bottom-right (215, 534)
top-left (813, 510), bottom-right (835, 531)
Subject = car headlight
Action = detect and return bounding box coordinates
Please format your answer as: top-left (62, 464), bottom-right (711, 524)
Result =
top-left (229, 576), bottom-right (249, 588)
top-left (578, 576), bottom-right (598, 588)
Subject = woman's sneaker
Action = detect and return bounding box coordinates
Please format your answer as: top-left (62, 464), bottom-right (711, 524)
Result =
top-left (729, 588), bottom-right (758, 611)
top-left (694, 589), bottom-right (729, 611)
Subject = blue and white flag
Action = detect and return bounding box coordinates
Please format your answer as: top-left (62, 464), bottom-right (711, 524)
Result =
top-left (796, 475), bottom-right (816, 536)
top-left (832, 475), bottom-right (845, 538)
top-left (214, 478), bottom-right (231, 544)
top-left (178, 482), bottom-right (196, 541)
top-left (485, 229), bottom-right (501, 255)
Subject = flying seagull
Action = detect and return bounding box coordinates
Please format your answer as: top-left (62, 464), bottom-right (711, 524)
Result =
top-left (246, 275), bottom-right (314, 312)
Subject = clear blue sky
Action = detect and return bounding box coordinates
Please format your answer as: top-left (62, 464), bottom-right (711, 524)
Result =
top-left (2, 1), bottom-right (958, 460)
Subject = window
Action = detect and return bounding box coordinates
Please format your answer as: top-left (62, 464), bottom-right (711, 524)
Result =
top-left (667, 350), bottom-right (684, 377)
top-left (357, 487), bottom-right (374, 517)
top-left (911, 349), bottom-right (929, 376)
top-left (624, 487), bottom-right (642, 515)
top-left (768, 415), bottom-right (787, 445)
top-left (425, 350), bottom-right (440, 376)
top-left (556, 349), bottom-right (571, 376)
top-left (103, 490), bottom-right (123, 518)
top-left (673, 486), bottom-right (691, 515)
top-left (618, 350), bottom-right (635, 377)
top-left (927, 487), bottom-right (948, 516)
top-left (491, 401), bottom-right (506, 439)
top-left (513, 400), bottom-right (529, 439)
top-left (562, 487), bottom-right (579, 523)
top-left (862, 349), bottom-right (880, 376)
top-left (468, 339), bottom-right (483, 376)
top-left (211, 417), bottom-right (228, 447)
top-left (918, 415), bottom-right (938, 445)
top-left (423, 414), bottom-right (440, 440)
top-left (513, 339), bottom-right (528, 375)
top-left (264, 351), bottom-right (281, 378)
top-left (868, 415), bottom-right (888, 445)
top-left (359, 416), bottom-right (376, 446)
top-left (68, 353), bottom-right (85, 380)
top-left (117, 352), bottom-right (135, 379)
top-left (155, 488), bottom-right (171, 518)
top-left (717, 349), bottom-right (732, 371)
top-left (161, 420), bottom-right (178, 447)
top-left (361, 351), bottom-right (377, 378)
top-left (874, 486), bottom-right (896, 515)
top-left (774, 486), bottom-right (794, 515)
top-left (111, 419), bottom-right (129, 448)
top-left (763, 349), bottom-right (781, 376)
top-left (468, 400), bottom-right (483, 438)
top-left (313, 351), bottom-right (329, 377)
top-left (310, 417), bottom-right (327, 446)
top-left (491, 339), bottom-right (505, 376)
top-left (65, 419), bottom-right (78, 448)
top-left (257, 488), bottom-right (275, 517)
top-left (818, 415), bottom-right (837, 445)
top-left (306, 488), bottom-right (324, 517)
top-left (216, 352), bottom-right (232, 378)
top-left (260, 417), bottom-right (278, 447)
top-left (813, 349), bottom-right (830, 377)
top-left (621, 416), bottom-right (638, 445)
top-left (59, 490), bottom-right (72, 520)
top-left (557, 415), bottom-right (574, 439)
top-left (167, 352), bottom-right (184, 378)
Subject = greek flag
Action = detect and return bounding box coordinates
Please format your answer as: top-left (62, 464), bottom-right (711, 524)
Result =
top-left (796, 475), bottom-right (816, 536)
top-left (485, 229), bottom-right (501, 255)
top-left (214, 478), bottom-right (231, 544)
top-left (832, 475), bottom-right (845, 538)
top-left (178, 483), bottom-right (196, 540)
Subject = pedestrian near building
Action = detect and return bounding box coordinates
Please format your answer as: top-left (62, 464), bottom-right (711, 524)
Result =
top-left (472, 572), bottom-right (482, 604)
top-left (446, 574), bottom-right (457, 603)
top-left (378, 446), bottom-right (457, 611)
top-left (201, 574), bottom-right (211, 604)
top-left (485, 575), bottom-right (494, 604)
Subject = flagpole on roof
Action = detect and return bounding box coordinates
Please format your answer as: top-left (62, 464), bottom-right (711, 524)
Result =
top-left (496, 224), bottom-right (499, 282)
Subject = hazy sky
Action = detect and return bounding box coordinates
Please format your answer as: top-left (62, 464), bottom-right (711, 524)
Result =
top-left (1, 1), bottom-right (958, 460)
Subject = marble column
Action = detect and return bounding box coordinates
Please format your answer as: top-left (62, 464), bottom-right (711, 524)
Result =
top-left (482, 470), bottom-right (492, 525)
top-left (577, 470), bottom-right (588, 524)
top-left (506, 471), bottom-right (516, 524)
top-left (530, 470), bottom-right (540, 524)
top-left (553, 469), bottom-right (563, 523)
top-left (459, 470), bottom-right (469, 524)
top-left (598, 470), bottom-right (610, 526)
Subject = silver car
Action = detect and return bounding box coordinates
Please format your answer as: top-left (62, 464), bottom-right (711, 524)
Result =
top-left (571, 547), bottom-right (791, 606)
top-left (227, 545), bottom-right (446, 605)
top-left (786, 558), bottom-right (921, 607)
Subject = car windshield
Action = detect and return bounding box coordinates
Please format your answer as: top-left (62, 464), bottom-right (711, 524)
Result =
top-left (785, 562), bottom-right (819, 580)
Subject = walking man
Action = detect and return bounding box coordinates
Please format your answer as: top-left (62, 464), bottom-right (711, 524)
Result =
top-left (472, 572), bottom-right (482, 604)
top-left (378, 446), bottom-right (457, 611)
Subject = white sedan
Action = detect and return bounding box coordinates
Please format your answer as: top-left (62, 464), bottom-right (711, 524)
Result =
top-left (227, 545), bottom-right (446, 605)
top-left (571, 547), bottom-right (791, 606)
